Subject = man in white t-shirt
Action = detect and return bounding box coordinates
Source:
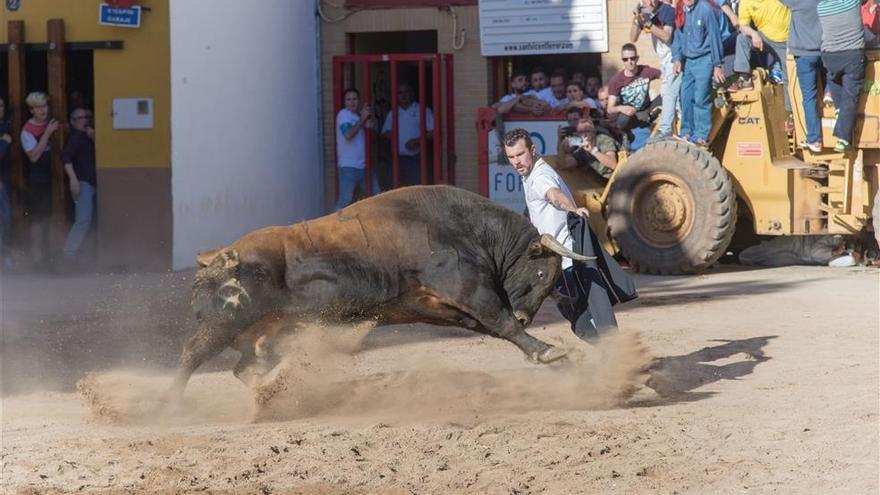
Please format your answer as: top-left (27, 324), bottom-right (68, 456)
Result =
top-left (336, 88), bottom-right (379, 210)
top-left (381, 82), bottom-right (434, 186)
top-left (630, 0), bottom-right (679, 140)
top-left (504, 128), bottom-right (619, 341)
top-left (537, 70), bottom-right (571, 109)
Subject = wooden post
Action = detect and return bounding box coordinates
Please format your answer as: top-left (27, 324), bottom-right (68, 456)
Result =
top-left (47, 19), bottom-right (68, 253)
top-left (7, 21), bottom-right (27, 226)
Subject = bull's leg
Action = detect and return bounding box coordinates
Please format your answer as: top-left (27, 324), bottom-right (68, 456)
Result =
top-left (501, 327), bottom-right (569, 364)
top-left (231, 314), bottom-right (287, 388)
top-left (164, 324), bottom-right (238, 404)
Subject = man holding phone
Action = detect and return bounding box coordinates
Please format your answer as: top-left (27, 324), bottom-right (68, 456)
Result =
top-left (556, 117), bottom-right (619, 179)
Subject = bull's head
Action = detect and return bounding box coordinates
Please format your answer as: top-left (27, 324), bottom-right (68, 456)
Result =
top-left (504, 234), bottom-right (593, 326)
top-left (192, 248), bottom-right (253, 323)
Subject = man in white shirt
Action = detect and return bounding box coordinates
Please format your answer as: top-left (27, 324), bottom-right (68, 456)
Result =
top-left (381, 82), bottom-right (434, 186)
top-left (504, 128), bottom-right (620, 341)
top-left (537, 70), bottom-right (571, 108)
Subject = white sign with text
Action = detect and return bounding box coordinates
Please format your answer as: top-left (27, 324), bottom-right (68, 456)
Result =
top-left (479, 0), bottom-right (609, 56)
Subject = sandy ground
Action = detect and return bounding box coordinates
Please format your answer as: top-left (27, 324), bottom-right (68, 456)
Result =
top-left (1, 265), bottom-right (878, 494)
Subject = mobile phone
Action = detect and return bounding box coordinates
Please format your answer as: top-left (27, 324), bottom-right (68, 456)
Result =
top-left (566, 135), bottom-right (585, 147)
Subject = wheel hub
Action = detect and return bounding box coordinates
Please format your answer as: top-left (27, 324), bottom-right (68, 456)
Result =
top-left (632, 174), bottom-right (695, 248)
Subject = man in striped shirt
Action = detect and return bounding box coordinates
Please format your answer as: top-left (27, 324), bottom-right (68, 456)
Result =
top-left (817, 0), bottom-right (865, 152)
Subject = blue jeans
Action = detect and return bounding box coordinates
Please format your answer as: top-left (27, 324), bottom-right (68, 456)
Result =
top-left (63, 181), bottom-right (95, 259)
top-left (795, 55), bottom-right (823, 143)
top-left (821, 49), bottom-right (865, 144)
top-left (335, 167), bottom-right (381, 210)
top-left (658, 69), bottom-right (682, 135)
top-left (679, 53), bottom-right (714, 141)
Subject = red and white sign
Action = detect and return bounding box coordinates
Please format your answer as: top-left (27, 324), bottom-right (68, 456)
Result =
top-left (736, 142), bottom-right (763, 158)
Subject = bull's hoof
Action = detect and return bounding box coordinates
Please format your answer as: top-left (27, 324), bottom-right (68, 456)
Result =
top-left (535, 346), bottom-right (569, 364)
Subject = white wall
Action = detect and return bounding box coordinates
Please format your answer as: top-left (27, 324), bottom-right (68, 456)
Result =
top-left (170, 0), bottom-right (322, 269)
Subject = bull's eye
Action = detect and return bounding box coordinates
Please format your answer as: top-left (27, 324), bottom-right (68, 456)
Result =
top-left (537, 270), bottom-right (545, 279)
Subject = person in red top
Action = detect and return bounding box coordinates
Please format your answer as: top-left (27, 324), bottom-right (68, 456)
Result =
top-left (606, 43), bottom-right (662, 134)
top-left (20, 91), bottom-right (59, 269)
top-left (863, 0), bottom-right (879, 36)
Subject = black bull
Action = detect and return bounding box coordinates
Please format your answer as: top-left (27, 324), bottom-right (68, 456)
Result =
top-left (166, 186), bottom-right (590, 399)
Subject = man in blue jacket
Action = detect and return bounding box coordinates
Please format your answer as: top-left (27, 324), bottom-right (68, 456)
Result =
top-left (671, 0), bottom-right (726, 147)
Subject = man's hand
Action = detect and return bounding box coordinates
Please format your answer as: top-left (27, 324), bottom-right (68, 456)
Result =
top-left (69, 176), bottom-right (80, 200)
top-left (0, 133), bottom-right (10, 144)
top-left (46, 119), bottom-right (60, 135)
top-left (751, 34), bottom-right (763, 51)
top-left (85, 127), bottom-right (96, 140)
top-left (572, 207), bottom-right (590, 218)
top-left (674, 61), bottom-right (682, 74)
top-left (405, 138), bottom-right (420, 152)
top-left (713, 67), bottom-right (726, 84)
top-left (360, 105), bottom-right (372, 120)
top-left (618, 105), bottom-right (637, 116)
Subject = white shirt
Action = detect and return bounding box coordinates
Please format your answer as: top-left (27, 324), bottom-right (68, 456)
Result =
top-left (336, 108), bottom-right (365, 169)
top-left (381, 103), bottom-right (434, 156)
top-left (652, 34), bottom-right (674, 78)
top-left (522, 158), bottom-right (576, 268)
top-left (537, 87), bottom-right (570, 108)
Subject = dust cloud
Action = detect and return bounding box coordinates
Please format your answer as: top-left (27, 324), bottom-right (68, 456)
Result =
top-left (77, 323), bottom-right (653, 426)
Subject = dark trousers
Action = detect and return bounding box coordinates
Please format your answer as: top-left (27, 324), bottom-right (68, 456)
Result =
top-left (399, 154), bottom-right (422, 186)
top-left (821, 49), bottom-right (865, 144)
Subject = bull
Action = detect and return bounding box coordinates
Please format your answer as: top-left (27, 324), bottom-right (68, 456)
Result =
top-left (166, 185), bottom-right (590, 400)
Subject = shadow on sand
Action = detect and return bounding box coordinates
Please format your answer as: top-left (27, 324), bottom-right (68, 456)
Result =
top-left (635, 336), bottom-right (777, 406)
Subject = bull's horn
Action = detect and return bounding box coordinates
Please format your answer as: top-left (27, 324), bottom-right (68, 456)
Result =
top-left (538, 234), bottom-right (595, 261)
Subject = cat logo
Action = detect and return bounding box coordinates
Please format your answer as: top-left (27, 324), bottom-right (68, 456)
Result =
top-left (738, 117), bottom-right (761, 125)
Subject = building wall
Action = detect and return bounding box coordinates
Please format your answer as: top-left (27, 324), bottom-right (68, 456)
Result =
top-left (2, 0), bottom-right (174, 270)
top-left (320, 6), bottom-right (487, 198)
top-left (320, 1), bottom-right (660, 198)
top-left (169, 0), bottom-right (322, 270)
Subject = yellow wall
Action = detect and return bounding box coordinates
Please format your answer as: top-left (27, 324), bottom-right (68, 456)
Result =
top-left (1, 0), bottom-right (170, 169)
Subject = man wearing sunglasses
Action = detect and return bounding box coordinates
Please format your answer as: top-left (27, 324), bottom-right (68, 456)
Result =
top-left (606, 44), bottom-right (662, 139)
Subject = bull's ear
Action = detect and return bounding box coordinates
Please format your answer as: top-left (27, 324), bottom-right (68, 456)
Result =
top-left (196, 247), bottom-right (223, 267)
top-left (527, 239), bottom-right (545, 258)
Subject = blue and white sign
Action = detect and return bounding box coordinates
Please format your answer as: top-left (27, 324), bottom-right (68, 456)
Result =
top-left (99, 3), bottom-right (141, 28)
top-left (487, 119), bottom-right (566, 213)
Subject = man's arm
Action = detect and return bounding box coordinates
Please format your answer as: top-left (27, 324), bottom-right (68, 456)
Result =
top-left (342, 107), bottom-right (372, 141)
top-left (721, 4), bottom-right (739, 30)
top-left (630, 13), bottom-right (644, 42)
top-left (606, 94), bottom-right (636, 116)
top-left (545, 187), bottom-right (589, 217)
top-left (650, 23), bottom-right (673, 44)
top-left (492, 95), bottom-right (520, 115)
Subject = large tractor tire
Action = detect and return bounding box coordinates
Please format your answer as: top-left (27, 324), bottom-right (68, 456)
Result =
top-left (607, 141), bottom-right (737, 274)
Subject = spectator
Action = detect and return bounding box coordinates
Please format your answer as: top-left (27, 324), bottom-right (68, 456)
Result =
top-left (557, 116), bottom-right (620, 179)
top-left (565, 107), bottom-right (584, 128)
top-left (718, 0), bottom-right (741, 55)
top-left (585, 76), bottom-right (603, 102)
top-left (671, 0), bottom-right (726, 147)
top-left (503, 128), bottom-right (632, 342)
top-left (818, 0), bottom-right (866, 152)
top-left (571, 71), bottom-right (587, 87)
top-left (527, 67), bottom-right (549, 94)
top-left (597, 86), bottom-right (610, 114)
top-left (538, 70), bottom-right (571, 108)
top-left (381, 82), bottom-right (434, 185)
top-left (21, 92), bottom-right (59, 269)
top-left (606, 43), bottom-right (663, 133)
top-left (863, 0), bottom-right (880, 38)
top-left (493, 71), bottom-right (551, 116)
top-left (61, 107), bottom-right (97, 263)
top-left (729, 0), bottom-right (793, 120)
top-left (631, 0), bottom-right (680, 140)
top-left (558, 81), bottom-right (598, 112)
top-left (0, 96), bottom-right (11, 269)
top-left (336, 88), bottom-right (379, 209)
top-left (782, 0), bottom-right (825, 152)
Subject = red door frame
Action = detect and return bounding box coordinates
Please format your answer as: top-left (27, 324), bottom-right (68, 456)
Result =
top-left (332, 53), bottom-right (455, 196)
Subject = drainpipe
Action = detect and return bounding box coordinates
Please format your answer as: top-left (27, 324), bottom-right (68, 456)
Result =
top-left (314, 0), bottom-right (327, 215)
